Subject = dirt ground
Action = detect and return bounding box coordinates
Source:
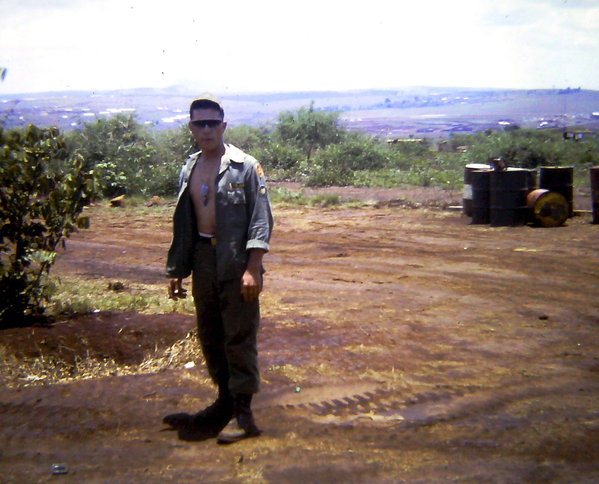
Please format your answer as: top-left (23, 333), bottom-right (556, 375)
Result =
top-left (1, 185), bottom-right (598, 484)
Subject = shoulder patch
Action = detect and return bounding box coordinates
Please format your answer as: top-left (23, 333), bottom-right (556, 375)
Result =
top-left (256, 163), bottom-right (264, 178)
top-left (259, 186), bottom-right (267, 196)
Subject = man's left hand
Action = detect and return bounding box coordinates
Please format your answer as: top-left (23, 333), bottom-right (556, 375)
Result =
top-left (242, 267), bottom-right (262, 302)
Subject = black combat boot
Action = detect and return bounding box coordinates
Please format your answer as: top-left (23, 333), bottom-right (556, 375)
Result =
top-left (216, 393), bottom-right (261, 444)
top-left (163, 387), bottom-right (233, 429)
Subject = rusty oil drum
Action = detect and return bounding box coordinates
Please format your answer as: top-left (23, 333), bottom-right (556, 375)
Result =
top-left (490, 168), bottom-right (530, 227)
top-left (526, 189), bottom-right (569, 227)
top-left (463, 164), bottom-right (490, 217)
top-left (539, 166), bottom-right (574, 217)
top-left (471, 169), bottom-right (491, 224)
top-left (591, 166), bottom-right (599, 224)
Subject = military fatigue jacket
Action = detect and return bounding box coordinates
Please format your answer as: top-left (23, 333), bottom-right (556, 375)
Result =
top-left (166, 144), bottom-right (273, 281)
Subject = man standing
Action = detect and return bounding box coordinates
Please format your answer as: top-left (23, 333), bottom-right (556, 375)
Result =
top-left (164, 93), bottom-right (273, 444)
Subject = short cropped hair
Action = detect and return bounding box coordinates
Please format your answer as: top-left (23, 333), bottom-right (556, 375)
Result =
top-left (189, 99), bottom-right (224, 119)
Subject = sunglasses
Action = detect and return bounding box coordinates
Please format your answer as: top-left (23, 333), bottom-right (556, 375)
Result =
top-left (190, 119), bottom-right (223, 128)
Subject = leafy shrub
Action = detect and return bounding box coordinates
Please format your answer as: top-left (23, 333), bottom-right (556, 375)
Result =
top-left (0, 125), bottom-right (96, 326)
top-left (225, 125), bottom-right (270, 154)
top-left (463, 128), bottom-right (599, 170)
top-left (306, 134), bottom-right (398, 187)
top-left (68, 114), bottom-right (158, 197)
top-left (151, 126), bottom-right (196, 196)
top-left (253, 142), bottom-right (305, 174)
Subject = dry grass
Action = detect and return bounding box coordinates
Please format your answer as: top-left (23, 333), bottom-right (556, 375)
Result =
top-left (0, 331), bottom-right (205, 388)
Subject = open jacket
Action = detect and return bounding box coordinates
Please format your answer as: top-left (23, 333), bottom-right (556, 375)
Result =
top-left (166, 144), bottom-right (274, 281)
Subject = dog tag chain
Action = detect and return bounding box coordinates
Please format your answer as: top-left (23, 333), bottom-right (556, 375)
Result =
top-left (201, 184), bottom-right (209, 206)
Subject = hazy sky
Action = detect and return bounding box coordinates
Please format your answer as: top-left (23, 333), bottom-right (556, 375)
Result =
top-left (1, 0), bottom-right (598, 95)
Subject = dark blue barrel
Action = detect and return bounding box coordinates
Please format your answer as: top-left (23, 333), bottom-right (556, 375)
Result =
top-left (539, 166), bottom-right (574, 218)
top-left (490, 169), bottom-right (529, 227)
top-left (471, 169), bottom-right (491, 225)
top-left (463, 164), bottom-right (490, 216)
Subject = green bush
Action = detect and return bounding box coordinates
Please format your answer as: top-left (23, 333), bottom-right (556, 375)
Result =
top-left (225, 125), bottom-right (270, 154)
top-left (463, 128), bottom-right (599, 169)
top-left (0, 125), bottom-right (96, 326)
top-left (151, 126), bottom-right (196, 196)
top-left (253, 142), bottom-right (304, 174)
top-left (68, 114), bottom-right (158, 197)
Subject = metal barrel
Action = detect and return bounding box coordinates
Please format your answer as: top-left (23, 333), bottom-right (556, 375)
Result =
top-left (471, 169), bottom-right (491, 224)
top-left (539, 166), bottom-right (574, 217)
top-left (490, 168), bottom-right (529, 227)
top-left (463, 164), bottom-right (490, 216)
top-left (591, 166), bottom-right (599, 224)
top-left (526, 189), bottom-right (569, 227)
top-left (526, 168), bottom-right (537, 191)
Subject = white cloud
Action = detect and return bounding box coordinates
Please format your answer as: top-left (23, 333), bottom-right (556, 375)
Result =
top-left (0, 0), bottom-right (598, 94)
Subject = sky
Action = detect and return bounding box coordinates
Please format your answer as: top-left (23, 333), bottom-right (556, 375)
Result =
top-left (1, 0), bottom-right (598, 95)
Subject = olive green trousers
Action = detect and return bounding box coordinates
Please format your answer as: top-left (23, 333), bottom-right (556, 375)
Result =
top-left (191, 242), bottom-right (260, 395)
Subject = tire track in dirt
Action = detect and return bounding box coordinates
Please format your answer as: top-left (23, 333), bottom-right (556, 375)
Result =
top-left (258, 375), bottom-right (599, 431)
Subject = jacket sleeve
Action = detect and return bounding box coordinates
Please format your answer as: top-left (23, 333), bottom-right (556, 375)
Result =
top-left (165, 158), bottom-right (197, 279)
top-left (244, 157), bottom-right (274, 252)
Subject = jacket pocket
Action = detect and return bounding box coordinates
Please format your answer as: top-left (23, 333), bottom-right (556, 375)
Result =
top-left (227, 189), bottom-right (246, 205)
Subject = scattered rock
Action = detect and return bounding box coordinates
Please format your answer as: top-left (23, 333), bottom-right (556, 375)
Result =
top-left (110, 195), bottom-right (126, 207)
top-left (147, 196), bottom-right (162, 207)
top-left (108, 281), bottom-right (125, 292)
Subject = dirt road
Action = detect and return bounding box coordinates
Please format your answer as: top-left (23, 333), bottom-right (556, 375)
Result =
top-left (1, 190), bottom-right (598, 483)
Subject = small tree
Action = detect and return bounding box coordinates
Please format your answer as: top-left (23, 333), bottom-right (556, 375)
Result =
top-left (274, 102), bottom-right (345, 163)
top-left (0, 125), bottom-right (96, 327)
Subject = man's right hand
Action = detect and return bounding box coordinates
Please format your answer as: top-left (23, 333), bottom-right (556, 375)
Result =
top-left (168, 278), bottom-right (187, 300)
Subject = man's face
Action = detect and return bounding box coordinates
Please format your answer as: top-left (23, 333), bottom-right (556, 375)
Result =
top-left (189, 107), bottom-right (227, 153)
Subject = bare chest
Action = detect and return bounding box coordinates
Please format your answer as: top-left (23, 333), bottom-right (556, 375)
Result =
top-left (189, 159), bottom-right (220, 234)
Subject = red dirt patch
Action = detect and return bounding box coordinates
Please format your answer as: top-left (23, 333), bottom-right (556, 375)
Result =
top-left (1, 312), bottom-right (195, 366)
top-left (1, 187), bottom-right (599, 483)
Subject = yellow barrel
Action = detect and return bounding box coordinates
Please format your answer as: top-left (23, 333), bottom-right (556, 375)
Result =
top-left (526, 189), bottom-right (569, 227)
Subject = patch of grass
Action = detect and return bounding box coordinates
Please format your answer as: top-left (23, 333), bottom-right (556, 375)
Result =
top-left (309, 194), bottom-right (343, 207)
top-left (352, 169), bottom-right (407, 188)
top-left (48, 276), bottom-right (195, 317)
top-left (307, 193), bottom-right (367, 208)
top-left (353, 166), bottom-right (463, 191)
top-left (268, 187), bottom-right (309, 206)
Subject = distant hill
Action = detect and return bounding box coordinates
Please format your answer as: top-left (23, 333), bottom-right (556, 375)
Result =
top-left (2, 86), bottom-right (599, 139)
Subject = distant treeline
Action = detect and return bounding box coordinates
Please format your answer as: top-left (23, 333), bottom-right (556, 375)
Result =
top-left (6, 104), bottom-right (599, 199)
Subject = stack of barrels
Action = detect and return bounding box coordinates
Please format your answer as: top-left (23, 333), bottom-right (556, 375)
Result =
top-left (463, 163), bottom-right (576, 227)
